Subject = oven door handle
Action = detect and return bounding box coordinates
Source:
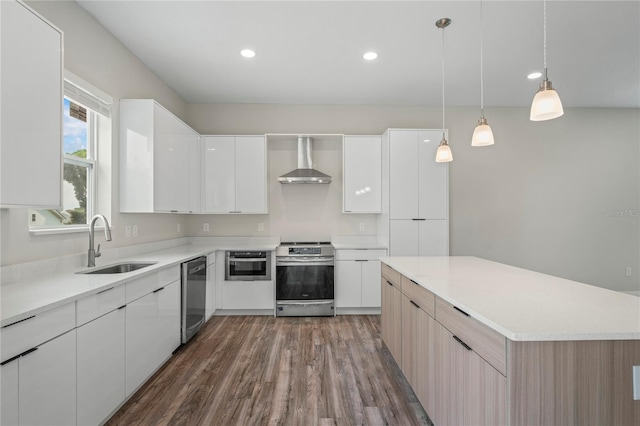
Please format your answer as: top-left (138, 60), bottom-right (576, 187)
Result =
top-left (276, 259), bottom-right (334, 267)
top-left (229, 258), bottom-right (267, 263)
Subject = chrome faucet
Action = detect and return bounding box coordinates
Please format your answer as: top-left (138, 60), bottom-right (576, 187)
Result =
top-left (88, 214), bottom-right (112, 267)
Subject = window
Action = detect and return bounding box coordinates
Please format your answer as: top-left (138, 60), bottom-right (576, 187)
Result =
top-left (29, 74), bottom-right (112, 231)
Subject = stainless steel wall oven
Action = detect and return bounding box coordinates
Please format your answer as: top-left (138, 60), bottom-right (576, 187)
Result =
top-left (275, 242), bottom-right (335, 316)
top-left (225, 251), bottom-right (271, 281)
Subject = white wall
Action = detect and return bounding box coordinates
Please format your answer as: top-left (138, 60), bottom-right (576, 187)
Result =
top-left (187, 103), bottom-right (639, 293)
top-left (0, 1), bottom-right (190, 266)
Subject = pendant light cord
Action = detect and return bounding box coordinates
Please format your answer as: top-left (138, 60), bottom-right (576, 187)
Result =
top-left (543, 0), bottom-right (547, 71)
top-left (441, 24), bottom-right (446, 137)
top-left (480, 0), bottom-right (484, 117)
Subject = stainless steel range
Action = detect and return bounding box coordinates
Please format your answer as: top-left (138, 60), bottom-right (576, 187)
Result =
top-left (275, 242), bottom-right (335, 317)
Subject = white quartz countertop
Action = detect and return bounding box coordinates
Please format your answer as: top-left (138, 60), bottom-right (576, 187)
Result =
top-left (381, 256), bottom-right (640, 342)
top-left (1, 242), bottom-right (279, 326)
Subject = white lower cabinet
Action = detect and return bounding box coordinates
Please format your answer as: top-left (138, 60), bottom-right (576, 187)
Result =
top-left (126, 279), bottom-right (181, 396)
top-left (125, 291), bottom-right (158, 396)
top-left (19, 330), bottom-right (77, 426)
top-left (157, 281), bottom-right (181, 362)
top-left (77, 308), bottom-right (126, 426)
top-left (1, 360), bottom-right (19, 426)
top-left (335, 249), bottom-right (386, 310)
top-left (222, 281), bottom-right (274, 310)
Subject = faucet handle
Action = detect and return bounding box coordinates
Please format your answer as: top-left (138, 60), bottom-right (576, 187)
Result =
top-left (95, 244), bottom-right (102, 258)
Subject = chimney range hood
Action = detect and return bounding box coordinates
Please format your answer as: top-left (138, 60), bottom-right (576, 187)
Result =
top-left (278, 137), bottom-right (332, 184)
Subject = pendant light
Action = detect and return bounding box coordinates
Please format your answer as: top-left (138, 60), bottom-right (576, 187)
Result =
top-left (530, 0), bottom-right (564, 121)
top-left (471, 0), bottom-right (495, 146)
top-left (435, 18), bottom-right (453, 163)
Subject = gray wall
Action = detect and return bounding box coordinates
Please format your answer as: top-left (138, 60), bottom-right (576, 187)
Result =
top-left (187, 103), bottom-right (640, 292)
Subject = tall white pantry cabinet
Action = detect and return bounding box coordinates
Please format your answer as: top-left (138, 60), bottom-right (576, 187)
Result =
top-left (379, 129), bottom-right (449, 256)
top-left (0, 0), bottom-right (63, 208)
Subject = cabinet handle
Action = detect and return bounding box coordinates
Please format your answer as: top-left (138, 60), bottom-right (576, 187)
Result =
top-left (355, 260), bottom-right (369, 262)
top-left (410, 300), bottom-right (420, 309)
top-left (2, 315), bottom-right (35, 329)
top-left (386, 280), bottom-right (393, 287)
top-left (20, 347), bottom-right (39, 359)
top-left (1, 354), bottom-right (21, 366)
top-left (229, 211), bottom-right (242, 214)
top-left (410, 279), bottom-right (420, 286)
top-left (412, 218), bottom-right (426, 221)
top-left (454, 306), bottom-right (470, 317)
top-left (97, 287), bottom-right (115, 295)
top-left (170, 210), bottom-right (179, 213)
top-left (153, 287), bottom-right (165, 293)
top-left (117, 305), bottom-right (126, 310)
top-left (453, 335), bottom-right (472, 351)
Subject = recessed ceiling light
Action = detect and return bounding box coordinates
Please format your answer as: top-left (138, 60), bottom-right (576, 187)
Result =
top-left (528, 71), bottom-right (542, 79)
top-left (241, 49), bottom-right (256, 58)
top-left (363, 51), bottom-right (378, 61)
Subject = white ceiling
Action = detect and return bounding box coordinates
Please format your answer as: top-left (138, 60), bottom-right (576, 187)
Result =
top-left (77, 0), bottom-right (640, 108)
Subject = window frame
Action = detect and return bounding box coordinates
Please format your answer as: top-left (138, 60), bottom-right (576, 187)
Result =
top-left (29, 72), bottom-right (112, 235)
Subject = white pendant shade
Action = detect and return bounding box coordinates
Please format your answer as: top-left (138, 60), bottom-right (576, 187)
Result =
top-left (530, 86), bottom-right (564, 121)
top-left (435, 141), bottom-right (453, 163)
top-left (471, 117), bottom-right (494, 146)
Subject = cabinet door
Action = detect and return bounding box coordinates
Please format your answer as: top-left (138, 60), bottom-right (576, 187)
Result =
top-left (343, 136), bottom-right (382, 213)
top-left (361, 260), bottom-right (381, 307)
top-left (203, 136), bottom-right (236, 213)
top-left (19, 330), bottom-right (76, 426)
top-left (435, 324), bottom-right (464, 426)
top-left (1, 360), bottom-right (19, 426)
top-left (389, 130), bottom-right (419, 219)
top-left (418, 220), bottom-right (449, 256)
top-left (157, 281), bottom-right (181, 362)
top-left (188, 133), bottom-right (201, 213)
top-left (381, 280), bottom-right (402, 362)
top-left (235, 136), bottom-right (267, 213)
top-left (418, 130), bottom-right (448, 220)
top-left (335, 260), bottom-right (362, 308)
top-left (222, 281), bottom-right (274, 310)
top-left (418, 307), bottom-right (438, 419)
top-left (154, 105), bottom-right (190, 212)
top-left (77, 308), bottom-right (126, 426)
top-left (390, 220), bottom-right (420, 256)
top-left (464, 348), bottom-right (507, 426)
top-left (125, 292), bottom-right (158, 396)
top-left (401, 295), bottom-right (418, 387)
top-left (0, 0), bottom-right (62, 208)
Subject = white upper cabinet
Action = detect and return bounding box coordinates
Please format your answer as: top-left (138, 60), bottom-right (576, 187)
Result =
top-left (0, 0), bottom-right (63, 208)
top-left (120, 99), bottom-right (200, 213)
top-left (343, 136), bottom-right (382, 213)
top-left (202, 135), bottom-right (267, 214)
top-left (390, 129), bottom-right (448, 220)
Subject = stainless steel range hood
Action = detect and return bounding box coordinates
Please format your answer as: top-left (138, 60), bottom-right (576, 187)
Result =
top-left (278, 137), bottom-right (332, 184)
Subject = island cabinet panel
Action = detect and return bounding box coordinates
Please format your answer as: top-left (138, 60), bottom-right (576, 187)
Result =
top-left (508, 339), bottom-right (640, 426)
top-left (435, 296), bottom-right (506, 376)
top-left (381, 276), bottom-right (402, 362)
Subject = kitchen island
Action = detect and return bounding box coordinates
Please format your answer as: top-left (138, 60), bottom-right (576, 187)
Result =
top-left (380, 256), bottom-right (640, 426)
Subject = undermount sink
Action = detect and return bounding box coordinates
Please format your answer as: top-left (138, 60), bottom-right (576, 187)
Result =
top-left (77, 261), bottom-right (157, 275)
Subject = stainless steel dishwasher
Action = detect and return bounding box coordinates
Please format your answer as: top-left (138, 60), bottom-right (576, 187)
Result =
top-left (181, 256), bottom-right (207, 343)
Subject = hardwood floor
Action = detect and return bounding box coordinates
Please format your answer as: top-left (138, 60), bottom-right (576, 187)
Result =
top-left (107, 315), bottom-right (431, 426)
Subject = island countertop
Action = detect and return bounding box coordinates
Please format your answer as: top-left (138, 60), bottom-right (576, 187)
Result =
top-left (380, 256), bottom-right (640, 341)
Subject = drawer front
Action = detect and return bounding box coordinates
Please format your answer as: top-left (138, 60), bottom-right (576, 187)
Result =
top-left (381, 263), bottom-right (401, 289)
top-left (336, 249), bottom-right (387, 261)
top-left (435, 297), bottom-right (507, 375)
top-left (126, 266), bottom-right (180, 303)
top-left (1, 302), bottom-right (75, 363)
top-left (400, 275), bottom-right (435, 317)
top-left (76, 285), bottom-right (126, 326)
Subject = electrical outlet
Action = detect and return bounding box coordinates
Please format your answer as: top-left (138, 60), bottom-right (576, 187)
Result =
top-left (258, 223), bottom-right (264, 232)
top-left (132, 225), bottom-right (138, 237)
top-left (125, 225), bottom-right (132, 238)
top-left (177, 223), bottom-right (181, 233)
top-left (626, 267), bottom-right (632, 277)
top-left (359, 223), bottom-right (365, 232)
top-left (203, 223), bottom-right (210, 232)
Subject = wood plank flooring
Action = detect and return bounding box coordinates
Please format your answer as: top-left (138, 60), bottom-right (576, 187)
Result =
top-left (107, 315), bottom-right (432, 426)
